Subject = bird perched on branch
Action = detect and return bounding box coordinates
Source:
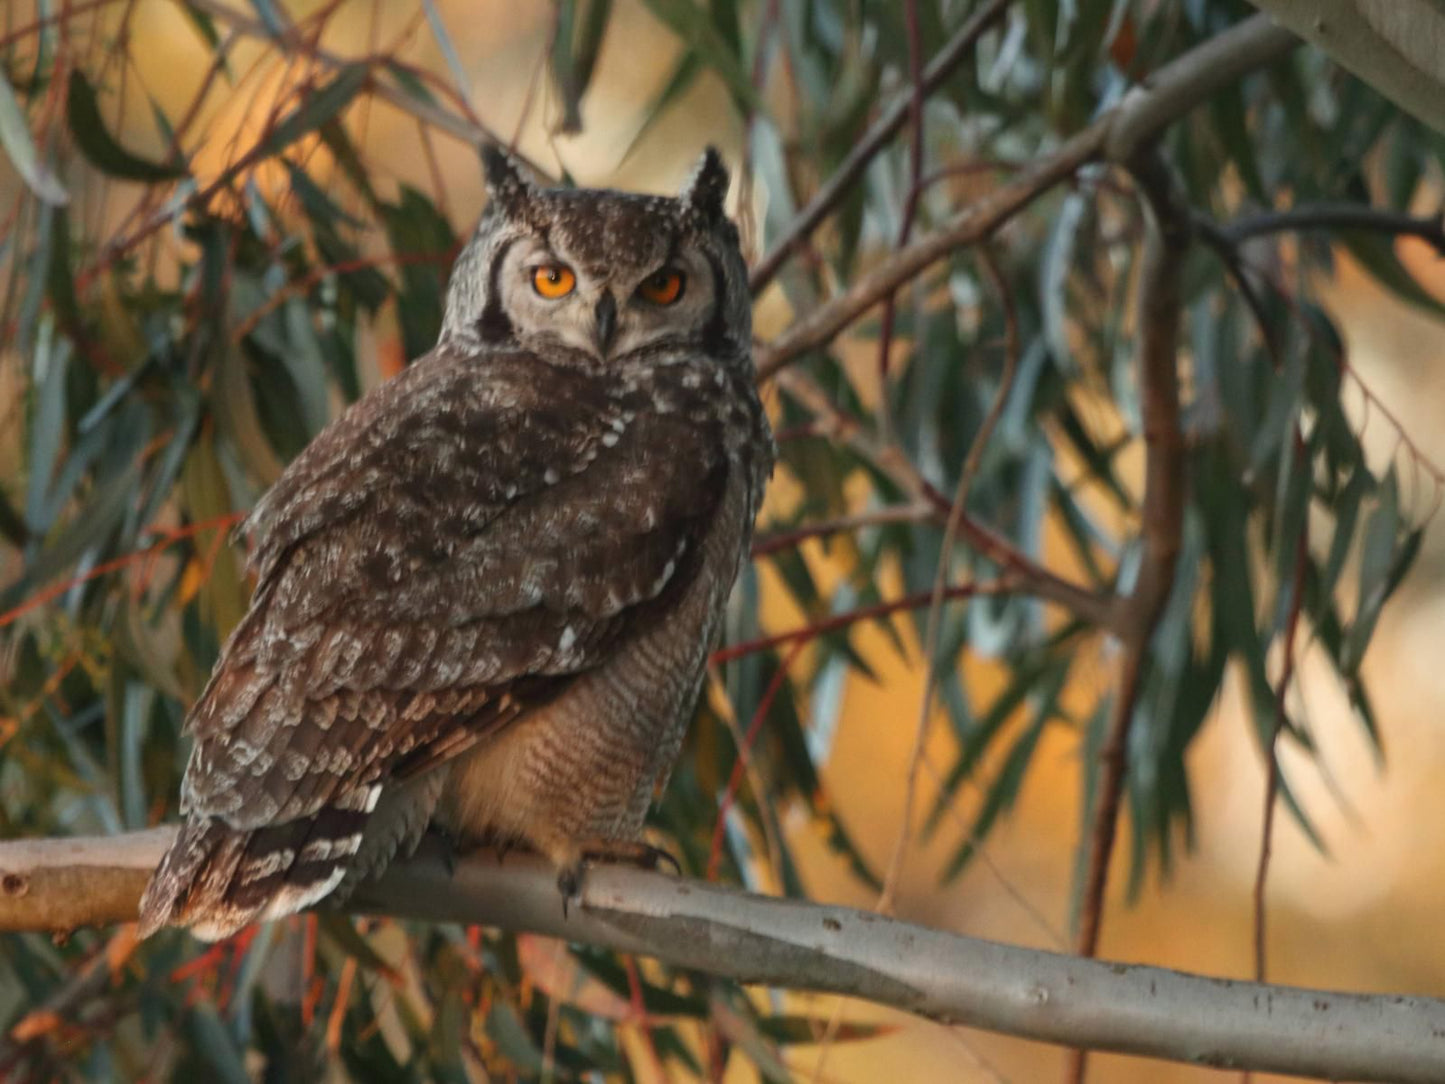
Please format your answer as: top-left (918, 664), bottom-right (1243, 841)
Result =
top-left (139, 147), bottom-right (773, 940)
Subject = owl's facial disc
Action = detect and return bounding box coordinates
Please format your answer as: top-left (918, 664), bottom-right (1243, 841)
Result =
top-left (499, 233), bottom-right (717, 362)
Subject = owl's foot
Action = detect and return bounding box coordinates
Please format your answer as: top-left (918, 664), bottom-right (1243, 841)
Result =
top-left (555, 839), bottom-right (682, 917)
top-left (429, 826), bottom-right (461, 877)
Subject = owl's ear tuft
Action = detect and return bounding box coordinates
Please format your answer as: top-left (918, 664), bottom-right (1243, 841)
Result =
top-left (680, 147), bottom-right (729, 223)
top-left (482, 144), bottom-right (537, 216)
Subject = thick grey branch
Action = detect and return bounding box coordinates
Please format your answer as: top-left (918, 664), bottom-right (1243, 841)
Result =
top-left (3, 831), bottom-right (1445, 1082)
top-left (1248, 0), bottom-right (1445, 136)
top-left (1102, 15), bottom-right (1300, 163)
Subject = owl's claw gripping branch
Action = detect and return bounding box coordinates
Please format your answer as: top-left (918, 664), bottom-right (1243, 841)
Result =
top-left (557, 840), bottom-right (683, 917)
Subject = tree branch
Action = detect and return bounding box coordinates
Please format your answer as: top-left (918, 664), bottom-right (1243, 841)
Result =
top-left (182, 0), bottom-right (548, 174)
top-left (1216, 203), bottom-right (1445, 255)
top-left (753, 12), bottom-right (1299, 383)
top-left (773, 368), bottom-right (1115, 627)
top-left (1066, 150), bottom-right (1191, 1084)
top-left (754, 127), bottom-right (1102, 381)
top-left (747, 0), bottom-right (1012, 293)
top-left (4, 831), bottom-right (1445, 1083)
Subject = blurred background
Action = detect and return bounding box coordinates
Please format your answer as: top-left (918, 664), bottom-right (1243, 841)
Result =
top-left (2, 1), bottom-right (1445, 1081)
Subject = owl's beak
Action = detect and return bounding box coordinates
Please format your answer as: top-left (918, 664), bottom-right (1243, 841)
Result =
top-left (594, 293), bottom-right (617, 356)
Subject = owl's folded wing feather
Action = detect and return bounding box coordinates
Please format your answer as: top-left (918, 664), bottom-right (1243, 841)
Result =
top-left (140, 347), bottom-right (729, 937)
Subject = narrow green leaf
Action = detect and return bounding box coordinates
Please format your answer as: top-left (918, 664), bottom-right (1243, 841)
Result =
top-left (926, 650), bottom-right (1071, 840)
top-left (1319, 469), bottom-right (1367, 603)
top-left (1340, 230), bottom-right (1445, 322)
top-left (551, 0), bottom-right (613, 134)
top-left (177, 1), bottom-right (224, 54)
top-left (638, 0), bottom-right (759, 112)
top-left (619, 52), bottom-right (701, 165)
top-left (66, 71), bottom-right (186, 181)
top-left (247, 0), bottom-right (289, 37)
top-left (0, 488), bottom-right (28, 546)
top-left (484, 1002), bottom-right (544, 1073)
top-left (183, 1003), bottom-right (251, 1084)
top-left (0, 70), bottom-right (68, 205)
top-left (250, 63), bottom-right (371, 168)
top-left (940, 660), bottom-right (1066, 883)
top-left (316, 913), bottom-right (398, 977)
top-left (381, 186), bottom-right (456, 360)
top-left (1343, 475), bottom-right (1400, 673)
top-left (213, 342), bottom-right (284, 488)
top-left (571, 947), bottom-right (708, 1017)
top-left (1208, 81), bottom-right (1267, 202)
top-left (25, 330), bottom-right (69, 532)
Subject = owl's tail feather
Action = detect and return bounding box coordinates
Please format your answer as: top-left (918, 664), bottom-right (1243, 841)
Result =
top-left (138, 786), bottom-right (379, 941)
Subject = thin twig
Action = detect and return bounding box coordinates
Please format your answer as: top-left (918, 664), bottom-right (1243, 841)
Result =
top-left (749, 0), bottom-right (1012, 293)
top-left (773, 368), bottom-right (1113, 627)
top-left (753, 15), bottom-right (1297, 377)
top-left (1192, 217), bottom-right (1283, 367)
top-left (1221, 203), bottom-right (1445, 255)
top-left (710, 580), bottom-right (1018, 666)
top-left (1067, 151), bottom-right (1189, 1084)
top-left (755, 125), bottom-right (1103, 381)
top-left (750, 503), bottom-right (933, 557)
top-left (707, 640), bottom-right (805, 881)
top-left (1254, 436), bottom-right (1310, 985)
top-left (880, 244), bottom-right (1021, 912)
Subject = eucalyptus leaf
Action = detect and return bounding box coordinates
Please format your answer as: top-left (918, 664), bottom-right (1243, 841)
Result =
top-left (0, 70), bottom-right (68, 205)
top-left (66, 71), bottom-right (186, 181)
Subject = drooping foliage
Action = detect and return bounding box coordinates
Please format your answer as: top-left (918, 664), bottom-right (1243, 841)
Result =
top-left (0, 0), bottom-right (1438, 1078)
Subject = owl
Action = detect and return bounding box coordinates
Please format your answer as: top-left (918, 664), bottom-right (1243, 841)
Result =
top-left (138, 147), bottom-right (773, 941)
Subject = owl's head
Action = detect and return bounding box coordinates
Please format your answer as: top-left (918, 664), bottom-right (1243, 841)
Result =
top-left (440, 147), bottom-right (749, 368)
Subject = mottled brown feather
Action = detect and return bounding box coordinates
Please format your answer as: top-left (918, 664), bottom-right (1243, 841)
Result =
top-left (140, 348), bottom-right (733, 938)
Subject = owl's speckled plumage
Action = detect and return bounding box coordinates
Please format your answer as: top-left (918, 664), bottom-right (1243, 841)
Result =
top-left (138, 148), bottom-right (773, 940)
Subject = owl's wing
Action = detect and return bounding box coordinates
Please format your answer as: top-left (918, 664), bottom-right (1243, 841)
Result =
top-left (140, 347), bottom-right (730, 938)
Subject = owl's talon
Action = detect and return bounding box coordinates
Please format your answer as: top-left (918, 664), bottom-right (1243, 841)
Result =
top-left (431, 827), bottom-right (460, 877)
top-left (557, 864), bottom-right (584, 919)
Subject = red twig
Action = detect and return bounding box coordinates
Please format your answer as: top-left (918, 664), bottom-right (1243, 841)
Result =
top-left (707, 640), bottom-right (805, 881)
top-left (0, 512), bottom-right (245, 633)
top-left (622, 956), bottom-right (666, 1078)
top-left (230, 249), bottom-right (455, 340)
top-left (750, 503), bottom-right (931, 558)
top-left (1252, 435), bottom-right (1310, 984)
top-left (300, 914), bottom-right (321, 1027)
top-left (710, 579), bottom-right (1015, 667)
top-left (325, 957), bottom-right (356, 1052)
top-left (168, 925), bottom-right (257, 986)
top-left (1066, 152), bottom-right (1188, 1084)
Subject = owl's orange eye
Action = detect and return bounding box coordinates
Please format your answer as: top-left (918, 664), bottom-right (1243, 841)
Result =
top-left (637, 268), bottom-right (685, 306)
top-left (532, 264), bottom-right (576, 299)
